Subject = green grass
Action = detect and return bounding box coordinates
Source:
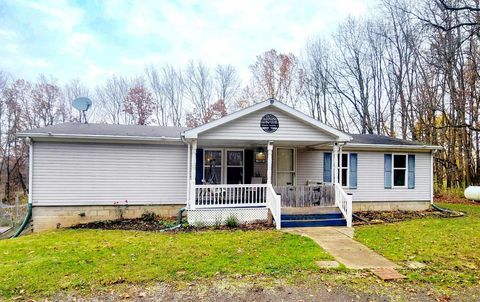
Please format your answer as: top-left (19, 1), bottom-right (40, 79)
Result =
top-left (0, 229), bottom-right (331, 298)
top-left (356, 203), bottom-right (480, 287)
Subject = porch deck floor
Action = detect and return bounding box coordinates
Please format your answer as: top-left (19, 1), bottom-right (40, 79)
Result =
top-left (281, 206), bottom-right (340, 215)
top-left (283, 227), bottom-right (398, 270)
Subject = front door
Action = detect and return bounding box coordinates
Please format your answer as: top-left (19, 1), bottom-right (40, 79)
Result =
top-left (226, 149), bottom-right (244, 184)
top-left (276, 148), bottom-right (295, 186)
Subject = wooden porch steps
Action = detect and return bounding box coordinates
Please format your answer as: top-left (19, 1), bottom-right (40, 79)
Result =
top-left (281, 206), bottom-right (347, 228)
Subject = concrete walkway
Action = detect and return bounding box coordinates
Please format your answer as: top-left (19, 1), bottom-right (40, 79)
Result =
top-left (0, 227), bottom-right (9, 234)
top-left (284, 227), bottom-right (398, 269)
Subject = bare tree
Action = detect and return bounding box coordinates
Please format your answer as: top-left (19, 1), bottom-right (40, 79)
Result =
top-left (249, 49), bottom-right (303, 107)
top-left (123, 84), bottom-right (155, 125)
top-left (408, 0), bottom-right (480, 32)
top-left (214, 64), bottom-right (241, 108)
top-left (184, 61), bottom-right (213, 125)
top-left (145, 65), bottom-right (168, 126)
top-left (63, 78), bottom-right (91, 122)
top-left (95, 75), bottom-right (130, 124)
top-left (1, 79), bottom-right (28, 200)
top-left (31, 75), bottom-right (64, 127)
top-left (329, 17), bottom-right (375, 134)
top-left (301, 37), bottom-right (331, 123)
top-left (381, 0), bottom-right (423, 139)
top-left (160, 65), bottom-right (184, 127)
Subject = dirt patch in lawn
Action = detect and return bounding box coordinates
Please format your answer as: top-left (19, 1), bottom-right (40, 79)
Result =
top-left (70, 217), bottom-right (273, 232)
top-left (434, 194), bottom-right (480, 205)
top-left (49, 282), bottom-right (398, 302)
top-left (353, 209), bottom-right (461, 225)
top-left (49, 276), bottom-right (479, 302)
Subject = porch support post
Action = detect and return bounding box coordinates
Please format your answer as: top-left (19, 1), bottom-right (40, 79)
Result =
top-left (267, 141), bottom-right (274, 185)
top-left (189, 139), bottom-right (197, 209)
top-left (186, 142), bottom-right (191, 204)
top-left (332, 143), bottom-right (339, 184)
top-left (338, 144), bottom-right (343, 186)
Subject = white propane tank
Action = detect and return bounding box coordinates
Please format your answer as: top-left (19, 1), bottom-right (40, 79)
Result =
top-left (464, 186), bottom-right (480, 201)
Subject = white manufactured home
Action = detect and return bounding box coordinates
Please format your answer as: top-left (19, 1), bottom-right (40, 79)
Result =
top-left (18, 99), bottom-right (440, 232)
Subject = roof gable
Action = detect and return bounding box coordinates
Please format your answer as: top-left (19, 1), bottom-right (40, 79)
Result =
top-left (183, 99), bottom-right (351, 141)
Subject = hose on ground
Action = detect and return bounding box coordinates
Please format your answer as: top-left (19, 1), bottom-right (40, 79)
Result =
top-left (11, 203), bottom-right (32, 238)
top-left (159, 207), bottom-right (186, 232)
top-left (431, 203), bottom-right (465, 217)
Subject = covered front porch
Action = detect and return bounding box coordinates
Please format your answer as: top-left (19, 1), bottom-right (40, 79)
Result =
top-left (181, 100), bottom-right (353, 229)
top-left (185, 139), bottom-right (353, 229)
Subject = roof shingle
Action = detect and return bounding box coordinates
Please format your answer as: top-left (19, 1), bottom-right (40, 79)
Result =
top-left (18, 123), bottom-right (188, 139)
top-left (349, 134), bottom-right (426, 146)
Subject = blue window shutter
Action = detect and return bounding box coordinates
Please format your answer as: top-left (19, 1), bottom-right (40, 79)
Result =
top-left (244, 149), bottom-right (254, 184)
top-left (349, 153), bottom-right (358, 189)
top-left (323, 152), bottom-right (332, 183)
top-left (384, 154), bottom-right (392, 189)
top-left (195, 149), bottom-right (203, 185)
top-left (408, 154), bottom-right (415, 189)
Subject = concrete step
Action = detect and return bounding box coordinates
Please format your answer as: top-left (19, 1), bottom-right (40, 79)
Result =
top-left (281, 213), bottom-right (344, 220)
top-left (281, 218), bottom-right (347, 228)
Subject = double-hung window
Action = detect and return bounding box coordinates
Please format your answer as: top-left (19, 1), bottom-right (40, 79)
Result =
top-left (204, 149), bottom-right (222, 184)
top-left (393, 154), bottom-right (407, 187)
top-left (226, 149), bottom-right (244, 184)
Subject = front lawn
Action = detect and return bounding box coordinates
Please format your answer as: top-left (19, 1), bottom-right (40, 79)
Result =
top-left (0, 229), bottom-right (331, 299)
top-left (355, 203), bottom-right (480, 287)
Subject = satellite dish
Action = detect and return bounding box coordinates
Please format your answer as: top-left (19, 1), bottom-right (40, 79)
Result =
top-left (72, 97), bottom-right (92, 124)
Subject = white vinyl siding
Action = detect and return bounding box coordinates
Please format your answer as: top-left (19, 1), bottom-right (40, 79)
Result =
top-left (296, 149), bottom-right (324, 185)
top-left (199, 107), bottom-right (336, 142)
top-left (32, 142), bottom-right (188, 205)
top-left (296, 149), bottom-right (432, 202)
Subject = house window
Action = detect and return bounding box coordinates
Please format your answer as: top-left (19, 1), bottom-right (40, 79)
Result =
top-left (337, 153), bottom-right (349, 187)
top-left (393, 154), bottom-right (407, 187)
top-left (276, 148), bottom-right (295, 186)
top-left (204, 149), bottom-right (222, 184)
top-left (226, 149), bottom-right (244, 184)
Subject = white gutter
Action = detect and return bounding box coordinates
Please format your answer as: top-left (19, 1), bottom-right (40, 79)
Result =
top-left (17, 132), bottom-right (183, 142)
top-left (343, 143), bottom-right (442, 150)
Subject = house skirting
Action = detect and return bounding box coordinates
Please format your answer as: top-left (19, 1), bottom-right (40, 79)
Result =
top-left (187, 208), bottom-right (268, 226)
top-left (31, 204), bottom-right (185, 232)
top-left (353, 201), bottom-right (430, 212)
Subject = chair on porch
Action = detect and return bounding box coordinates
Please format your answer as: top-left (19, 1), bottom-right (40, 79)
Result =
top-left (251, 177), bottom-right (263, 184)
top-left (198, 179), bottom-right (228, 204)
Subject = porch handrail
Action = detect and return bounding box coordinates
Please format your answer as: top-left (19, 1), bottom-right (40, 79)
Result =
top-left (196, 184), bottom-right (268, 188)
top-left (194, 184), bottom-right (268, 208)
top-left (266, 184), bottom-right (281, 230)
top-left (334, 183), bottom-right (353, 227)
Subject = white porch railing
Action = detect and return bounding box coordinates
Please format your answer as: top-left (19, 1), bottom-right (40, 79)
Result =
top-left (192, 183), bottom-right (349, 229)
top-left (334, 183), bottom-right (353, 227)
top-left (266, 184), bottom-right (281, 229)
top-left (194, 184), bottom-right (268, 208)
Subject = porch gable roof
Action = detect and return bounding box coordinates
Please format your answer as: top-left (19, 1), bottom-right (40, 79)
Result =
top-left (182, 99), bottom-right (352, 142)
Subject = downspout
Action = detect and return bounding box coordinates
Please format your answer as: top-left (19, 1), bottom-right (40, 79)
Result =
top-left (12, 137), bottom-right (33, 238)
top-left (159, 207), bottom-right (186, 232)
top-left (186, 139), bottom-right (191, 205)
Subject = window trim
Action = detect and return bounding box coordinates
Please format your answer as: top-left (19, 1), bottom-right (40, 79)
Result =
top-left (203, 149), bottom-right (223, 184)
top-left (225, 148), bottom-right (245, 184)
top-left (337, 152), bottom-right (350, 188)
top-left (392, 153), bottom-right (408, 188)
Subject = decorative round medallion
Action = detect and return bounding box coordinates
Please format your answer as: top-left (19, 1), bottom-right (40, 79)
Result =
top-left (260, 114), bottom-right (279, 133)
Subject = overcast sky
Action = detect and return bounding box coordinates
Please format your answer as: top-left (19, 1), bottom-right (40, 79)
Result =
top-left (0, 0), bottom-right (376, 87)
